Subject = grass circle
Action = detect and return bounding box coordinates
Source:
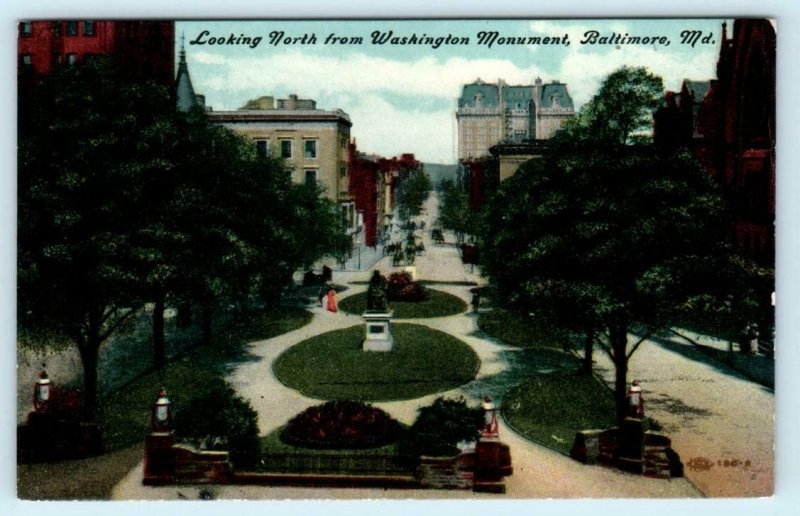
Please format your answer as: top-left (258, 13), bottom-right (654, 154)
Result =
top-left (273, 323), bottom-right (480, 401)
top-left (338, 289), bottom-right (467, 318)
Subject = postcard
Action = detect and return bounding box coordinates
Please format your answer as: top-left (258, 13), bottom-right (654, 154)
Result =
top-left (16, 17), bottom-right (775, 502)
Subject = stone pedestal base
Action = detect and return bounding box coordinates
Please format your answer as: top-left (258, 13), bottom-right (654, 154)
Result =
top-left (143, 432), bottom-right (176, 485)
top-left (362, 311), bottom-right (394, 352)
top-left (473, 438), bottom-right (513, 493)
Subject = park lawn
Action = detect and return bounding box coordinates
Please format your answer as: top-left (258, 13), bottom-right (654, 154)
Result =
top-left (98, 306), bottom-right (312, 451)
top-left (273, 323), bottom-right (480, 401)
top-left (338, 289), bottom-right (467, 318)
top-left (478, 308), bottom-right (570, 351)
top-left (502, 370), bottom-right (616, 455)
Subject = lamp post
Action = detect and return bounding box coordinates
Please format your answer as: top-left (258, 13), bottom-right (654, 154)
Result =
top-left (627, 380), bottom-right (644, 418)
top-left (481, 395), bottom-right (499, 438)
top-left (33, 370), bottom-right (51, 413)
top-left (151, 388), bottom-right (172, 433)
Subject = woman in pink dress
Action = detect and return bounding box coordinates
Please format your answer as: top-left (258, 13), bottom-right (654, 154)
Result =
top-left (326, 287), bottom-right (338, 313)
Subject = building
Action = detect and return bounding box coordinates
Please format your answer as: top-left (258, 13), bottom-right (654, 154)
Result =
top-left (456, 77), bottom-right (575, 160)
top-left (348, 142), bottom-right (385, 248)
top-left (17, 20), bottom-right (174, 88)
top-left (208, 95), bottom-right (355, 230)
top-left (654, 20), bottom-right (775, 265)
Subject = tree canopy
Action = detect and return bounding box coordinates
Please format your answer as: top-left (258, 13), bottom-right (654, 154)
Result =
top-left (18, 58), bottom-right (349, 415)
top-left (479, 66), bottom-right (762, 424)
top-left (435, 178), bottom-right (476, 244)
top-left (559, 66), bottom-right (664, 145)
top-left (396, 166), bottom-right (432, 222)
top-left (481, 143), bottom-right (752, 422)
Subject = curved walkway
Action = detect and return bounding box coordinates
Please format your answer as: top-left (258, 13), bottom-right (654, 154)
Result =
top-left (111, 193), bottom-right (740, 499)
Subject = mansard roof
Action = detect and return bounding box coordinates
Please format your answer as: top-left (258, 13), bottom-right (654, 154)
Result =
top-left (539, 83), bottom-right (574, 108)
top-left (459, 78), bottom-right (574, 109)
top-left (458, 81), bottom-right (500, 108)
top-left (503, 86), bottom-right (534, 109)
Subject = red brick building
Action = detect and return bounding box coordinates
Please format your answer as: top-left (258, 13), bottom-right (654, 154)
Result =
top-left (348, 142), bottom-right (421, 248)
top-left (18, 20), bottom-right (175, 88)
top-left (654, 20), bottom-right (775, 265)
top-left (348, 142), bottom-right (383, 248)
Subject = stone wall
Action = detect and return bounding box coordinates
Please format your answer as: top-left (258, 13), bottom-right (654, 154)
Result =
top-left (417, 453), bottom-right (475, 490)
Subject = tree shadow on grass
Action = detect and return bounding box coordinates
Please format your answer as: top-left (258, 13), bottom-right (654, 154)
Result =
top-left (458, 334), bottom-right (580, 403)
top-left (647, 334), bottom-right (774, 393)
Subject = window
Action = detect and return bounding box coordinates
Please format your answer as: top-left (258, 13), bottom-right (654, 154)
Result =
top-left (305, 169), bottom-right (318, 186)
top-left (255, 139), bottom-right (269, 158)
top-left (19, 22), bottom-right (32, 37)
top-left (52, 22), bottom-right (61, 37)
top-left (280, 140), bottom-right (292, 159)
top-left (66, 21), bottom-right (78, 36)
top-left (66, 53), bottom-right (77, 65)
top-left (53, 53), bottom-right (62, 66)
top-left (83, 21), bottom-right (95, 36)
top-left (20, 54), bottom-right (32, 66)
top-left (304, 139), bottom-right (317, 159)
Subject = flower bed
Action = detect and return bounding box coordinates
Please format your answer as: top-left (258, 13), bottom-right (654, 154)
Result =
top-left (387, 272), bottom-right (430, 302)
top-left (281, 400), bottom-right (403, 449)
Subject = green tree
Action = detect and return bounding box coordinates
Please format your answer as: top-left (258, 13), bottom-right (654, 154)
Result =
top-left (436, 178), bottom-right (476, 245)
top-left (399, 397), bottom-right (484, 458)
top-left (18, 58), bottom-right (175, 414)
top-left (560, 66), bottom-right (664, 145)
top-left (481, 143), bottom-right (760, 425)
top-left (396, 166), bottom-right (432, 222)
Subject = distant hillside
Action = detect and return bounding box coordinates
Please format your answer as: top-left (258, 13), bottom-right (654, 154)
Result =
top-left (423, 163), bottom-right (458, 185)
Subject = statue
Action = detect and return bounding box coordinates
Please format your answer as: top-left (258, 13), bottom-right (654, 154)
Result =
top-left (366, 271), bottom-right (389, 312)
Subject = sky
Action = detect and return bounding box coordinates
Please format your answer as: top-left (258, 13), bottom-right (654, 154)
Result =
top-left (177, 19), bottom-right (724, 164)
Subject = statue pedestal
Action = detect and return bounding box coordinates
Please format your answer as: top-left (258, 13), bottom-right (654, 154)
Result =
top-left (362, 311), bottom-right (394, 352)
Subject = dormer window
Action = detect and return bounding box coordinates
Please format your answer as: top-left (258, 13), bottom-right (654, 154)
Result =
top-left (474, 93), bottom-right (483, 107)
top-left (551, 95), bottom-right (560, 107)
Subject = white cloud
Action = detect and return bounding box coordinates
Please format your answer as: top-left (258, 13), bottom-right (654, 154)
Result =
top-left (341, 94), bottom-right (453, 164)
top-left (187, 32), bottom-right (718, 162)
top-left (194, 51), bottom-right (548, 108)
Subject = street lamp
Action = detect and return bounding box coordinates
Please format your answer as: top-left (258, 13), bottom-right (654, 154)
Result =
top-left (33, 370), bottom-right (51, 412)
top-left (627, 380), bottom-right (644, 418)
top-left (151, 388), bottom-right (172, 432)
top-left (481, 395), bottom-right (499, 438)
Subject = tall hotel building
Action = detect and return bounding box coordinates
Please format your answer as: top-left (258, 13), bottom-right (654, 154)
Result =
top-left (456, 77), bottom-right (575, 160)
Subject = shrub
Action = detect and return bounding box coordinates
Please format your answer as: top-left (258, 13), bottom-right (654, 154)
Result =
top-left (173, 378), bottom-right (260, 468)
top-left (399, 397), bottom-right (484, 458)
top-left (387, 272), bottom-right (430, 302)
top-left (281, 400), bottom-right (403, 449)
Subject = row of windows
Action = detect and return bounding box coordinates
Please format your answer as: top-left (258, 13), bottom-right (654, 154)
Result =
top-left (19, 21), bottom-right (95, 37)
top-left (19, 52), bottom-right (88, 67)
top-left (255, 138), bottom-right (317, 160)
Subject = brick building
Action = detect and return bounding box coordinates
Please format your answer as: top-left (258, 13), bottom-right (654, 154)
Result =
top-left (17, 20), bottom-right (174, 88)
top-left (348, 142), bottom-right (384, 248)
top-left (654, 20), bottom-right (775, 265)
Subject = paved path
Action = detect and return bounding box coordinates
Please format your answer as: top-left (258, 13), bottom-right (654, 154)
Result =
top-left (111, 192), bottom-right (771, 500)
top-left (592, 334), bottom-right (774, 497)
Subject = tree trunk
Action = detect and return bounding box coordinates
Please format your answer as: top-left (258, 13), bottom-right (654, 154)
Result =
top-left (202, 303), bottom-right (213, 346)
top-left (77, 313), bottom-right (103, 420)
top-left (610, 323), bottom-right (629, 427)
top-left (152, 292), bottom-right (166, 370)
top-left (581, 332), bottom-right (594, 375)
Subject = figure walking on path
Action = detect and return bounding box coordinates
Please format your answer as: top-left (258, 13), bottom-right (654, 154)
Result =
top-left (326, 287), bottom-right (338, 313)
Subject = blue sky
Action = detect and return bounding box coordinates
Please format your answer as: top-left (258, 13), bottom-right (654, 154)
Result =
top-left (177, 19), bottom-right (723, 163)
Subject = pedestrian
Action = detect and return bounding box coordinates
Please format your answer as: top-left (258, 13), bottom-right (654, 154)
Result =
top-left (326, 286), bottom-right (338, 313)
top-left (317, 282), bottom-right (330, 307)
top-left (471, 290), bottom-right (481, 313)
